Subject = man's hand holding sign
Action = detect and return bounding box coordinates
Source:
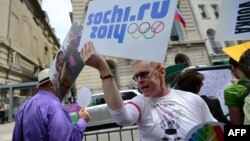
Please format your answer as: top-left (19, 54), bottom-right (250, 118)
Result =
top-left (78, 1), bottom-right (223, 140)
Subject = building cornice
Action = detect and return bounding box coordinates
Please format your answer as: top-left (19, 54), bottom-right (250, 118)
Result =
top-left (169, 40), bottom-right (205, 48)
top-left (21, 0), bottom-right (60, 48)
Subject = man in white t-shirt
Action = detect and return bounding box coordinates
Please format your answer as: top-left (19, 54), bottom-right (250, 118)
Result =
top-left (80, 41), bottom-right (217, 141)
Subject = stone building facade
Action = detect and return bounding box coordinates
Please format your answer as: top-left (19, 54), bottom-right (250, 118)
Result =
top-left (0, 0), bottom-right (59, 93)
top-left (71, 0), bottom-right (213, 94)
top-left (188, 0), bottom-right (232, 64)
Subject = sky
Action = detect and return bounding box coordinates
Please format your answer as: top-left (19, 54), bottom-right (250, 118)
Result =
top-left (42, 0), bottom-right (72, 44)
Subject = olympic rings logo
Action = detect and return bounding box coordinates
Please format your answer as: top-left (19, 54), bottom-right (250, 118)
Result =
top-left (127, 21), bottom-right (165, 39)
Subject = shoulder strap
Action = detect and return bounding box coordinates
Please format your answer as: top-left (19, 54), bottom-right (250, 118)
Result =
top-left (200, 95), bottom-right (231, 124)
top-left (237, 80), bottom-right (250, 94)
top-left (238, 80), bottom-right (250, 87)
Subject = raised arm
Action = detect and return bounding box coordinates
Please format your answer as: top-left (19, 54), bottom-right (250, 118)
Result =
top-left (80, 41), bottom-right (123, 110)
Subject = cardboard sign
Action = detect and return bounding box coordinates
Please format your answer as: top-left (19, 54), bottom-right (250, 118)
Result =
top-left (222, 42), bottom-right (250, 62)
top-left (79, 0), bottom-right (178, 63)
top-left (215, 0), bottom-right (250, 41)
top-left (49, 21), bottom-right (84, 101)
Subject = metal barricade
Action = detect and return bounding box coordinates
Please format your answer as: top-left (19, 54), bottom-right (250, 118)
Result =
top-left (84, 125), bottom-right (139, 141)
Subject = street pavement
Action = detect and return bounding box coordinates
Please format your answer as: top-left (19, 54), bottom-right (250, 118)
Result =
top-left (0, 122), bottom-right (14, 141)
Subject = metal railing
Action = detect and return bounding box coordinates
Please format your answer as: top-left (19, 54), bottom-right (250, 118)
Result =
top-left (84, 125), bottom-right (139, 141)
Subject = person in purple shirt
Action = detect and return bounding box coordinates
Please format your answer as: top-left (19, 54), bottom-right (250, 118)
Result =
top-left (12, 68), bottom-right (90, 141)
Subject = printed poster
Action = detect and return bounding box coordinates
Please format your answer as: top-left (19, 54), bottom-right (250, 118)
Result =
top-left (79, 0), bottom-right (178, 63)
top-left (49, 21), bottom-right (84, 101)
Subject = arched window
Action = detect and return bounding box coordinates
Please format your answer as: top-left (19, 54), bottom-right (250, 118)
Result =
top-left (175, 54), bottom-right (190, 67)
top-left (207, 29), bottom-right (223, 54)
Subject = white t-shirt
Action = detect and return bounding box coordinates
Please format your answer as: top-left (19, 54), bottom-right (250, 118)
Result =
top-left (110, 89), bottom-right (217, 141)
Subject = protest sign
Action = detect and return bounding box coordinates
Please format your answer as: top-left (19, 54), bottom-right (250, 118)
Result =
top-left (64, 104), bottom-right (81, 124)
top-left (79, 0), bottom-right (178, 63)
top-left (77, 88), bottom-right (92, 107)
top-left (215, 0), bottom-right (250, 41)
top-left (185, 122), bottom-right (224, 141)
top-left (64, 88), bottom-right (92, 124)
top-left (222, 41), bottom-right (250, 62)
top-left (49, 21), bottom-right (84, 101)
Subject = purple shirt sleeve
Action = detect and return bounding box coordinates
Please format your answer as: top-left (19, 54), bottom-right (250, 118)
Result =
top-left (76, 118), bottom-right (87, 130)
top-left (48, 104), bottom-right (87, 141)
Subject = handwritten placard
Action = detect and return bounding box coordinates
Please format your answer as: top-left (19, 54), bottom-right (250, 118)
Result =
top-left (199, 69), bottom-right (233, 114)
top-left (215, 0), bottom-right (250, 41)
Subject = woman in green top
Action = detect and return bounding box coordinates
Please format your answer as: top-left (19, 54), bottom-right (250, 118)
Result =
top-left (239, 49), bottom-right (250, 125)
top-left (224, 57), bottom-right (248, 125)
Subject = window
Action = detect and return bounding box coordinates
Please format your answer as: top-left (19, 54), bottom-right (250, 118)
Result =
top-left (211, 4), bottom-right (219, 18)
top-left (89, 91), bottom-right (139, 107)
top-left (207, 29), bottom-right (223, 54)
top-left (9, 51), bottom-right (16, 65)
top-left (22, 20), bottom-right (31, 52)
top-left (224, 41), bottom-right (235, 47)
top-left (175, 54), bottom-right (190, 66)
top-left (238, 40), bottom-right (249, 44)
top-left (43, 45), bottom-right (50, 65)
top-left (44, 46), bottom-right (48, 55)
top-left (170, 21), bottom-right (184, 41)
top-left (89, 94), bottom-right (105, 106)
top-left (9, 51), bottom-right (20, 67)
top-left (198, 5), bottom-right (207, 18)
top-left (85, 1), bottom-right (89, 12)
top-left (121, 92), bottom-right (137, 100)
top-left (85, 5), bottom-right (88, 11)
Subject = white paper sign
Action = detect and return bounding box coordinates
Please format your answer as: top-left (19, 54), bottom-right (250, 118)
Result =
top-left (79, 0), bottom-right (178, 63)
top-left (77, 88), bottom-right (92, 107)
top-left (215, 0), bottom-right (250, 41)
top-left (199, 69), bottom-right (233, 114)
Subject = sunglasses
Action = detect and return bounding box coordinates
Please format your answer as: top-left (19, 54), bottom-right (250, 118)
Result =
top-left (133, 67), bottom-right (160, 81)
top-left (133, 71), bottom-right (150, 81)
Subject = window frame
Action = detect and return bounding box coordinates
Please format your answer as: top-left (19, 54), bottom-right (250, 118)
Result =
top-left (198, 4), bottom-right (208, 18)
